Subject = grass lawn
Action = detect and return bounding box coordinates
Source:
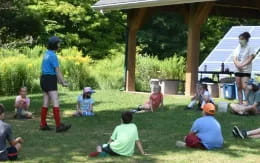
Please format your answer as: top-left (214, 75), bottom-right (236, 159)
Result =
top-left (0, 90), bottom-right (260, 162)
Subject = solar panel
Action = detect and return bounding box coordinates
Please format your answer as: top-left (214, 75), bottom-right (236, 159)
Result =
top-left (199, 26), bottom-right (260, 78)
top-left (250, 27), bottom-right (260, 37)
top-left (204, 50), bottom-right (232, 62)
top-left (225, 26), bottom-right (252, 38)
top-left (215, 39), bottom-right (238, 49)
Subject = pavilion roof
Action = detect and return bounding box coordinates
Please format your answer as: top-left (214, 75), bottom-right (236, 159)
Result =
top-left (92, 0), bottom-right (215, 11)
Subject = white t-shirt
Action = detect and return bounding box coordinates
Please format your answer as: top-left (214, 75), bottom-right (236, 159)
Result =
top-left (15, 95), bottom-right (30, 109)
top-left (232, 45), bottom-right (256, 73)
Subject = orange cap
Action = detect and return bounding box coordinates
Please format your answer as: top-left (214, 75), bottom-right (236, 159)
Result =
top-left (202, 103), bottom-right (216, 115)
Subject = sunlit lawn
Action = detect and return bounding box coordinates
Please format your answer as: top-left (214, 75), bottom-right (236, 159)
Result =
top-left (0, 90), bottom-right (260, 162)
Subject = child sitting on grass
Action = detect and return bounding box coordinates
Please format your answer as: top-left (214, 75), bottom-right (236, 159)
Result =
top-left (89, 111), bottom-right (148, 157)
top-left (14, 87), bottom-right (32, 119)
top-left (0, 104), bottom-right (24, 161)
top-left (233, 126), bottom-right (260, 139)
top-left (73, 87), bottom-right (95, 117)
top-left (176, 103), bottom-right (223, 150)
top-left (133, 85), bottom-right (163, 113)
top-left (187, 83), bottom-right (214, 110)
top-left (230, 79), bottom-right (260, 115)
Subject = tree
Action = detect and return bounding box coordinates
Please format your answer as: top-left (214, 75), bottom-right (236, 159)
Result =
top-left (137, 12), bottom-right (187, 59)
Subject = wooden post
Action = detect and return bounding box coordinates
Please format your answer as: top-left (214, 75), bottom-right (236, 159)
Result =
top-left (126, 8), bottom-right (149, 91)
top-left (185, 3), bottom-right (213, 96)
top-left (126, 27), bottom-right (137, 91)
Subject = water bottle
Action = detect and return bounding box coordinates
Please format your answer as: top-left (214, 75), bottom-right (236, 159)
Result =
top-left (221, 62), bottom-right (225, 72)
top-left (204, 65), bottom-right (207, 72)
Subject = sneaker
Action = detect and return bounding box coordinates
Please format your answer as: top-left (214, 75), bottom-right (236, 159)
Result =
top-left (56, 123), bottom-right (71, 133)
top-left (176, 141), bottom-right (186, 148)
top-left (130, 109), bottom-right (137, 113)
top-left (232, 129), bottom-right (238, 137)
top-left (233, 126), bottom-right (245, 139)
top-left (40, 125), bottom-right (52, 131)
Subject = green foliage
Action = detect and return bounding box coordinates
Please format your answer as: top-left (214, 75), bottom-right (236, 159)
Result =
top-left (0, 46), bottom-right (186, 95)
top-left (136, 54), bottom-right (186, 92)
top-left (90, 49), bottom-right (125, 90)
top-left (59, 54), bottom-right (97, 90)
top-left (138, 12), bottom-right (187, 59)
top-left (26, 0), bottom-right (126, 59)
top-left (0, 47), bottom-right (96, 95)
top-left (0, 56), bottom-right (41, 95)
top-left (0, 0), bottom-right (126, 59)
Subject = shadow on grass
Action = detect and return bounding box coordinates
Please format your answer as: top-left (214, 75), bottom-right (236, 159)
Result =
top-left (0, 91), bottom-right (260, 162)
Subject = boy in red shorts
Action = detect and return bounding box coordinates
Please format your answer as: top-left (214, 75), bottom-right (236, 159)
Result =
top-left (176, 103), bottom-right (223, 150)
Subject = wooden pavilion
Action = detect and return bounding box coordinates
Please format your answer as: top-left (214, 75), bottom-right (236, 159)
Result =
top-left (92, 0), bottom-right (260, 96)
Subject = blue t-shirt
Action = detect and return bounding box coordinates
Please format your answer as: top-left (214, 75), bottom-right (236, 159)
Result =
top-left (77, 95), bottom-right (94, 111)
top-left (191, 116), bottom-right (223, 150)
top-left (41, 50), bottom-right (59, 75)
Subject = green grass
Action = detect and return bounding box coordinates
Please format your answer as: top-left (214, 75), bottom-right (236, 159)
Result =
top-left (0, 90), bottom-right (260, 162)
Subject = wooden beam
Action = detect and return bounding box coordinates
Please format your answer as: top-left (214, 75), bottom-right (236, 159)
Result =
top-left (128, 8), bottom-right (149, 31)
top-left (126, 8), bottom-right (149, 92)
top-left (215, 0), bottom-right (260, 10)
top-left (185, 2), bottom-right (213, 96)
top-left (195, 2), bottom-right (214, 26)
top-left (257, 1), bottom-right (260, 10)
top-left (211, 6), bottom-right (260, 19)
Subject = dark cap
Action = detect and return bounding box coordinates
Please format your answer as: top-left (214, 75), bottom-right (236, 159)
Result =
top-left (48, 36), bottom-right (61, 45)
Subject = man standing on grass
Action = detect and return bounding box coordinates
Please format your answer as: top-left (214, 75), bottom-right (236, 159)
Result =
top-left (0, 104), bottom-right (24, 161)
top-left (176, 103), bottom-right (224, 150)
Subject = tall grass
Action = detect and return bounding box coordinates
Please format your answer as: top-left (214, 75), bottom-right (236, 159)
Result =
top-left (136, 55), bottom-right (186, 92)
top-left (0, 46), bottom-right (186, 95)
top-left (90, 53), bottom-right (124, 90)
top-left (0, 46), bottom-right (94, 95)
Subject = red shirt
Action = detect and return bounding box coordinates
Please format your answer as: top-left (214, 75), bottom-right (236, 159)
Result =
top-left (150, 93), bottom-right (163, 109)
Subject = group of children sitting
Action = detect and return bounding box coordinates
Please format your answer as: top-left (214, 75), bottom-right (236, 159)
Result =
top-left (1, 80), bottom-right (260, 160)
top-left (186, 79), bottom-right (260, 115)
top-left (13, 86), bottom-right (96, 119)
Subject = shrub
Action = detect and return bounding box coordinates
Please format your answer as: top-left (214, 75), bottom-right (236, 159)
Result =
top-left (136, 55), bottom-right (161, 91)
top-left (136, 55), bottom-right (186, 92)
top-left (0, 47), bottom-right (97, 95)
top-left (59, 55), bottom-right (98, 90)
top-left (90, 52), bottom-right (124, 90)
top-left (0, 46), bottom-right (186, 95)
top-left (0, 56), bottom-right (41, 95)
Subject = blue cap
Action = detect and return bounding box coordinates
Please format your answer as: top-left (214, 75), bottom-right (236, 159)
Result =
top-left (246, 79), bottom-right (258, 85)
top-left (48, 36), bottom-right (61, 45)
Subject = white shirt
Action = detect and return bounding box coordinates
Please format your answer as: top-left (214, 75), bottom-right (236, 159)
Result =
top-left (232, 44), bottom-right (256, 73)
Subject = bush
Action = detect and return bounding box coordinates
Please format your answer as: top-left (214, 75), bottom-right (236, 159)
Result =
top-left (0, 46), bottom-right (186, 95)
top-left (0, 56), bottom-right (41, 95)
top-left (0, 47), bottom-right (97, 95)
top-left (59, 55), bottom-right (98, 90)
top-left (90, 52), bottom-right (124, 90)
top-left (136, 55), bottom-right (186, 92)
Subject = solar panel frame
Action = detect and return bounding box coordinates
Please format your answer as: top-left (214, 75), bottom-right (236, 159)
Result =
top-left (199, 26), bottom-right (260, 77)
